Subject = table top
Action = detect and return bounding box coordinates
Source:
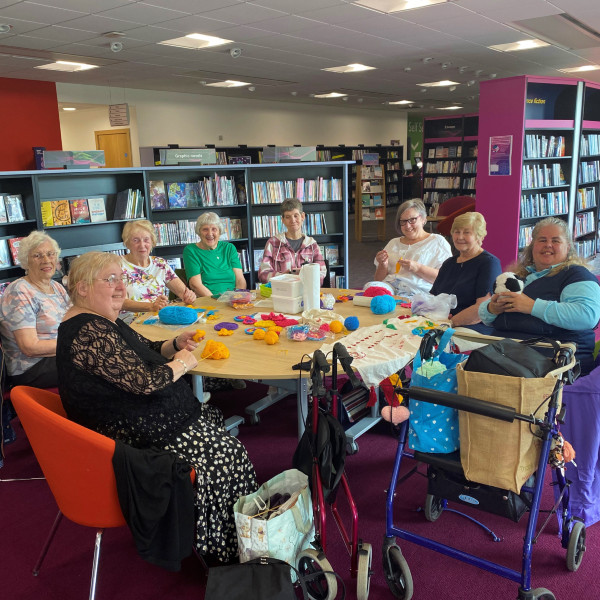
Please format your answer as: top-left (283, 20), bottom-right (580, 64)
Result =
top-left (132, 290), bottom-right (410, 380)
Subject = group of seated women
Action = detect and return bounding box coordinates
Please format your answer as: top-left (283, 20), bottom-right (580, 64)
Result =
top-left (1, 196), bottom-right (600, 563)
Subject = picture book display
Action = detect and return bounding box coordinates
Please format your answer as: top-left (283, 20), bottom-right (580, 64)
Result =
top-left (5, 194), bottom-right (25, 222)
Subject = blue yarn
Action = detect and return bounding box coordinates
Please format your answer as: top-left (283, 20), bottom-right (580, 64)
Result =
top-left (371, 295), bottom-right (396, 315)
top-left (159, 306), bottom-right (199, 325)
top-left (344, 316), bottom-right (359, 331)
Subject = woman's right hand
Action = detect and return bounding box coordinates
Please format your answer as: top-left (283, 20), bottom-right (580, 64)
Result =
top-left (151, 295), bottom-right (169, 312)
top-left (375, 250), bottom-right (389, 267)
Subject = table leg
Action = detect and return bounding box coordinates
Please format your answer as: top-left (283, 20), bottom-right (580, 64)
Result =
top-left (193, 374), bottom-right (245, 436)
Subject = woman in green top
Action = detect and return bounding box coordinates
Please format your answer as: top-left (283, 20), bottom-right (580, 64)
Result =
top-left (183, 212), bottom-right (247, 297)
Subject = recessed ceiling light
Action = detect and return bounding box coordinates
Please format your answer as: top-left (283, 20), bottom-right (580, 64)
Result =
top-left (313, 92), bottom-right (348, 99)
top-left (559, 65), bottom-right (600, 73)
top-left (205, 80), bottom-right (251, 88)
top-left (488, 39), bottom-right (550, 52)
top-left (353, 0), bottom-right (448, 14)
top-left (62, 107), bottom-right (76, 111)
top-left (159, 33), bottom-right (233, 50)
top-left (417, 80), bottom-right (459, 87)
top-left (35, 61), bottom-right (99, 72)
top-left (322, 63), bottom-right (376, 73)
top-left (389, 100), bottom-right (413, 105)
top-left (437, 106), bottom-right (463, 110)
top-left (0, 24), bottom-right (12, 34)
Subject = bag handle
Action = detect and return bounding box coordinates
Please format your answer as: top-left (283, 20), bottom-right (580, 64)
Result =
top-left (433, 327), bottom-right (455, 357)
top-left (290, 487), bottom-right (314, 534)
top-left (518, 336), bottom-right (561, 359)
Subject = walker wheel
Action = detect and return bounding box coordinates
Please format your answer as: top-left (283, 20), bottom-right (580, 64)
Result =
top-left (248, 414), bottom-right (260, 425)
top-left (529, 588), bottom-right (555, 600)
top-left (229, 427), bottom-right (239, 437)
top-left (423, 494), bottom-right (444, 522)
top-left (347, 441), bottom-right (359, 455)
top-left (566, 521), bottom-right (586, 571)
top-left (382, 543), bottom-right (413, 600)
top-left (297, 548), bottom-right (338, 600)
top-left (356, 542), bottom-right (372, 600)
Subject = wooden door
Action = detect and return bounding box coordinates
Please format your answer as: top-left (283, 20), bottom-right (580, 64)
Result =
top-left (95, 129), bottom-right (133, 168)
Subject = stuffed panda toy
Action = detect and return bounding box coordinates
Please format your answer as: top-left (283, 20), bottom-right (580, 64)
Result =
top-left (493, 272), bottom-right (524, 294)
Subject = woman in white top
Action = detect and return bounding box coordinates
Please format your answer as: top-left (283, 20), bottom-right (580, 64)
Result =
top-left (373, 199), bottom-right (452, 297)
top-left (120, 220), bottom-right (196, 323)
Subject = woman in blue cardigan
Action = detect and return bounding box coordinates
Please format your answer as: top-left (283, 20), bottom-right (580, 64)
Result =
top-left (479, 217), bottom-right (600, 375)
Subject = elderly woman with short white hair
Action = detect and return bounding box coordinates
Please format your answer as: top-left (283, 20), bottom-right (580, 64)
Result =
top-left (0, 231), bottom-right (69, 387)
top-left (183, 211), bottom-right (246, 297)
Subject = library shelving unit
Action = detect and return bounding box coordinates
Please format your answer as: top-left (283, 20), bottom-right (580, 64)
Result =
top-left (0, 162), bottom-right (351, 292)
top-left (354, 164), bottom-right (386, 242)
top-left (476, 75), bottom-right (600, 267)
top-left (422, 114), bottom-right (478, 210)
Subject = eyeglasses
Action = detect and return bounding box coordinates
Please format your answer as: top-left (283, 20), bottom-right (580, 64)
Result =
top-left (398, 216), bottom-right (420, 227)
top-left (96, 274), bottom-right (126, 287)
top-left (31, 251), bottom-right (57, 260)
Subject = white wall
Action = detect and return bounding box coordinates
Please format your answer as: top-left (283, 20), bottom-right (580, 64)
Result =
top-left (56, 83), bottom-right (407, 164)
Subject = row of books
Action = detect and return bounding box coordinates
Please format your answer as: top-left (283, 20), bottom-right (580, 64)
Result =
top-left (428, 145), bottom-right (463, 159)
top-left (580, 134), bottom-right (600, 157)
top-left (424, 191), bottom-right (472, 205)
top-left (424, 160), bottom-right (461, 174)
top-left (423, 177), bottom-right (461, 189)
top-left (114, 189), bottom-right (144, 220)
top-left (361, 194), bottom-right (383, 207)
top-left (0, 236), bottom-right (23, 268)
top-left (575, 238), bottom-right (596, 258)
top-left (41, 197), bottom-right (107, 226)
top-left (251, 177), bottom-right (343, 204)
top-left (317, 243), bottom-right (340, 266)
top-left (150, 176), bottom-right (242, 210)
top-left (60, 248), bottom-right (127, 275)
top-left (574, 211), bottom-right (595, 238)
top-left (524, 134), bottom-right (567, 159)
top-left (577, 186), bottom-right (597, 211)
top-left (361, 165), bottom-right (383, 179)
top-left (152, 217), bottom-right (244, 247)
top-left (462, 177), bottom-right (476, 190)
top-left (0, 194), bottom-right (27, 223)
top-left (519, 225), bottom-right (534, 248)
top-left (578, 160), bottom-right (600, 185)
top-left (251, 213), bottom-right (328, 238)
top-left (361, 208), bottom-right (385, 221)
top-left (520, 191), bottom-right (568, 219)
top-left (521, 164), bottom-right (566, 189)
top-left (462, 160), bottom-right (477, 174)
top-left (361, 181), bottom-right (383, 193)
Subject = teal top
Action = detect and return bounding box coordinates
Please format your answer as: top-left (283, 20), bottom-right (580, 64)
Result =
top-left (183, 241), bottom-right (242, 296)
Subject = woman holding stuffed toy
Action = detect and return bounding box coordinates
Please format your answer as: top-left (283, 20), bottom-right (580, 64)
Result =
top-left (374, 199), bottom-right (451, 297)
top-left (479, 217), bottom-right (600, 374)
top-left (430, 212), bottom-right (501, 328)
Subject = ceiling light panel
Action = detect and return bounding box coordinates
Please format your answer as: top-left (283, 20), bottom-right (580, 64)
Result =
top-left (417, 80), bottom-right (459, 87)
top-left (314, 92), bottom-right (348, 98)
top-left (437, 105), bottom-right (463, 110)
top-left (389, 100), bottom-right (413, 104)
top-left (488, 39), bottom-right (550, 52)
top-left (205, 80), bottom-right (251, 88)
top-left (353, 0), bottom-right (448, 14)
top-left (159, 33), bottom-right (233, 50)
top-left (322, 63), bottom-right (376, 73)
top-left (35, 61), bottom-right (99, 72)
top-left (559, 65), bottom-right (600, 73)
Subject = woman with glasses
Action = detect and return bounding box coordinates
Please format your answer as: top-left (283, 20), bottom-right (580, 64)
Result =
top-left (373, 199), bottom-right (451, 297)
top-left (57, 252), bottom-right (257, 564)
top-left (120, 220), bottom-right (196, 324)
top-left (0, 231), bottom-right (69, 388)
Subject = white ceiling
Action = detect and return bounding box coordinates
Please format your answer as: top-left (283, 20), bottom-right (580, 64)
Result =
top-left (0, 0), bottom-right (599, 115)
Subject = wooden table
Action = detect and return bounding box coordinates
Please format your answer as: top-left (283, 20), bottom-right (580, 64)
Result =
top-left (132, 290), bottom-right (410, 441)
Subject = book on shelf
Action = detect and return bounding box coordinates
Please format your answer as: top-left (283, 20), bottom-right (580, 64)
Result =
top-left (435, 146), bottom-right (444, 158)
top-left (324, 244), bottom-right (339, 266)
top-left (361, 195), bottom-right (371, 207)
top-left (362, 208), bottom-right (372, 220)
top-left (69, 199), bottom-right (91, 224)
top-left (369, 184), bottom-right (383, 193)
top-left (361, 181), bottom-right (371, 193)
top-left (49, 199), bottom-right (72, 226)
top-left (8, 237), bottom-right (24, 265)
top-left (0, 195), bottom-right (8, 224)
top-left (374, 207), bottom-right (384, 220)
top-left (253, 249), bottom-right (264, 269)
top-left (167, 183), bottom-right (187, 209)
top-left (149, 180), bottom-right (168, 210)
top-left (41, 201), bottom-right (53, 227)
top-left (88, 197), bottom-right (107, 223)
top-left (165, 257), bottom-right (182, 271)
top-left (335, 275), bottom-right (346, 289)
top-left (372, 195), bottom-right (383, 206)
top-left (228, 156), bottom-right (251, 165)
top-left (5, 194), bottom-right (25, 223)
top-left (113, 189), bottom-right (144, 219)
top-left (220, 217), bottom-right (243, 240)
top-left (0, 239), bottom-right (10, 267)
top-left (114, 189), bottom-right (131, 219)
top-left (428, 148), bottom-right (435, 158)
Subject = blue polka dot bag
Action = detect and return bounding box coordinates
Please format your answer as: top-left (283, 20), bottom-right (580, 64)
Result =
top-left (408, 328), bottom-right (468, 454)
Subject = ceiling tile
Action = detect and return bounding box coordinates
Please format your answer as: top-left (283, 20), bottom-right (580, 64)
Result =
top-left (26, 0), bottom-right (132, 11)
top-left (53, 14), bottom-right (145, 34)
top-left (0, 1), bottom-right (87, 25)
top-left (200, 3), bottom-right (288, 25)
top-left (143, 0), bottom-right (242, 11)
top-left (22, 25), bottom-right (101, 43)
top-left (96, 3), bottom-right (189, 25)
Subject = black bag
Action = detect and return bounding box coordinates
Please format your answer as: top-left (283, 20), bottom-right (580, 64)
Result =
top-left (463, 337), bottom-right (559, 378)
top-left (205, 556), bottom-right (345, 600)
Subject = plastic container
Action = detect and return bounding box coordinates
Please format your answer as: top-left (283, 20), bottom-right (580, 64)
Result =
top-left (271, 294), bottom-right (303, 314)
top-left (270, 274), bottom-right (303, 298)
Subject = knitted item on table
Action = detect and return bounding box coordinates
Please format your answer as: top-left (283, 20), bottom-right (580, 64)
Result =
top-left (159, 306), bottom-right (199, 325)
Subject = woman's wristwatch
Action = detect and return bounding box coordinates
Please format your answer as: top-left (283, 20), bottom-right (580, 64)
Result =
top-left (172, 337), bottom-right (180, 351)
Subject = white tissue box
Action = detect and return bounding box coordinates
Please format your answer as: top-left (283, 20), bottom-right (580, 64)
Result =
top-left (271, 294), bottom-right (303, 314)
top-left (270, 274), bottom-right (303, 298)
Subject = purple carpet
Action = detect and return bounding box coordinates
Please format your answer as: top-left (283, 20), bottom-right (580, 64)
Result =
top-left (2, 381), bottom-right (599, 600)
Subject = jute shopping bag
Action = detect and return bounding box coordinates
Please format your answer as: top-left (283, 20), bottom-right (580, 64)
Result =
top-left (457, 363), bottom-right (561, 494)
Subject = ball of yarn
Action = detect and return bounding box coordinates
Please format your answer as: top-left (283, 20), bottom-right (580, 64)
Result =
top-left (330, 320), bottom-right (343, 333)
top-left (344, 316), bottom-right (359, 331)
top-left (371, 295), bottom-right (396, 315)
top-left (264, 331), bottom-right (279, 345)
top-left (253, 329), bottom-right (266, 340)
top-left (159, 306), bottom-right (198, 325)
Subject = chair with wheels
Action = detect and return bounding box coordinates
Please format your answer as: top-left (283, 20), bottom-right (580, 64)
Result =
top-left (11, 385), bottom-right (128, 600)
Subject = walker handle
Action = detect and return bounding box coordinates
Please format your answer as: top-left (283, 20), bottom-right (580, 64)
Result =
top-left (403, 386), bottom-right (517, 423)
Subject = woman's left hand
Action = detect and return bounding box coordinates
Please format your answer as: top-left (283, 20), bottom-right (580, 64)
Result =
top-left (175, 331), bottom-right (200, 352)
top-left (397, 258), bottom-right (419, 274)
top-left (499, 292), bottom-right (535, 315)
top-left (182, 288), bottom-right (197, 304)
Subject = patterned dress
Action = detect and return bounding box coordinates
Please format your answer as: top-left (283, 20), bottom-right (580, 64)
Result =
top-left (57, 314), bottom-right (257, 562)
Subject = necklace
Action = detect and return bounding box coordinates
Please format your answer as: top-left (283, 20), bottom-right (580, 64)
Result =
top-left (26, 276), bottom-right (53, 294)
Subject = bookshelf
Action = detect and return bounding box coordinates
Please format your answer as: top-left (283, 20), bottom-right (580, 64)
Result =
top-left (0, 163), bottom-right (350, 291)
top-left (422, 114), bottom-right (478, 210)
top-left (476, 75), bottom-right (600, 267)
top-left (354, 164), bottom-right (386, 242)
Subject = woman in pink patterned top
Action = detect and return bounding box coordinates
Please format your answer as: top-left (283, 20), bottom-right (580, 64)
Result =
top-left (120, 220), bottom-right (196, 324)
top-left (0, 231), bottom-right (69, 388)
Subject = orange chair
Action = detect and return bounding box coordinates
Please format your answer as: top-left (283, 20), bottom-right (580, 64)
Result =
top-left (434, 195), bottom-right (476, 236)
top-left (11, 386), bottom-right (126, 600)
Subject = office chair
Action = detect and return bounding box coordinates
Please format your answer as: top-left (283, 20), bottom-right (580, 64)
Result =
top-left (10, 386), bottom-right (127, 600)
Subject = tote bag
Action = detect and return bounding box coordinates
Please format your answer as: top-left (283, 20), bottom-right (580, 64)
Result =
top-left (234, 469), bottom-right (315, 568)
top-left (408, 328), bottom-right (468, 453)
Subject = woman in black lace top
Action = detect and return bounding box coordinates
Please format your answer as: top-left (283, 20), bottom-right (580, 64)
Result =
top-left (57, 251), bottom-right (257, 563)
